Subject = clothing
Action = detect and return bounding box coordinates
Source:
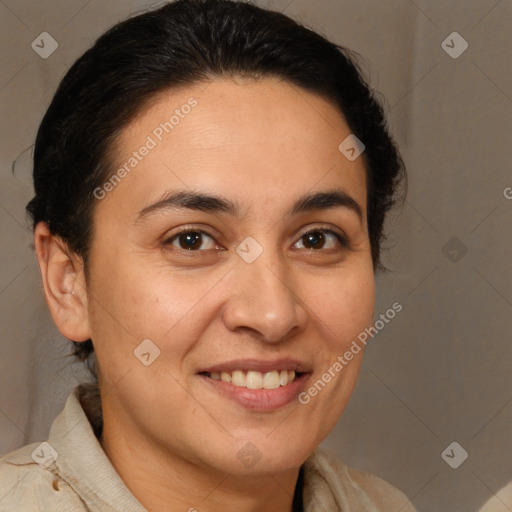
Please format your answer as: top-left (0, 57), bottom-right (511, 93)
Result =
top-left (0, 384), bottom-right (416, 511)
top-left (478, 482), bottom-right (512, 511)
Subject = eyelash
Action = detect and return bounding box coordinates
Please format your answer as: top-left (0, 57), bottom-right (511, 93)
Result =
top-left (163, 226), bottom-right (350, 253)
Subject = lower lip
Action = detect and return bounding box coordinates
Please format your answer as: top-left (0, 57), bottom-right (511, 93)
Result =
top-left (198, 373), bottom-right (310, 412)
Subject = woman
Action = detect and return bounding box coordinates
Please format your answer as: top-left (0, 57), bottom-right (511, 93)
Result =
top-left (0, 1), bottom-right (414, 510)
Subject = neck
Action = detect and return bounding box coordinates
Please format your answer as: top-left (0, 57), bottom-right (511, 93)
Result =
top-left (99, 409), bottom-right (302, 512)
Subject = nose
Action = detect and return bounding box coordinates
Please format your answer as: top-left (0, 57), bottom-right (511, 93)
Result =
top-left (221, 248), bottom-right (308, 343)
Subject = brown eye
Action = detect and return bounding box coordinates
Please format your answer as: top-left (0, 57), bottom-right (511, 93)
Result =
top-left (294, 229), bottom-right (348, 250)
top-left (166, 230), bottom-right (217, 251)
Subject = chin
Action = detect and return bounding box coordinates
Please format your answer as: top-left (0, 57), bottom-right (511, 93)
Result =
top-left (216, 433), bottom-right (318, 476)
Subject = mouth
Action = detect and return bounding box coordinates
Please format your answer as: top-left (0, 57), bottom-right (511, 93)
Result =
top-left (196, 360), bottom-right (311, 411)
top-left (199, 369), bottom-right (303, 390)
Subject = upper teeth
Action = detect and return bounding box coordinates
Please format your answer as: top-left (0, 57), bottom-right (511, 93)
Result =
top-left (207, 370), bottom-right (296, 389)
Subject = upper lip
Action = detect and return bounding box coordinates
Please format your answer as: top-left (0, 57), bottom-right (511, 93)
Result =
top-left (197, 358), bottom-right (312, 374)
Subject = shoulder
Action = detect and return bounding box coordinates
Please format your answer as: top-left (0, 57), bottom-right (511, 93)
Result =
top-left (0, 444), bottom-right (86, 512)
top-left (303, 448), bottom-right (416, 512)
top-left (478, 481), bottom-right (512, 511)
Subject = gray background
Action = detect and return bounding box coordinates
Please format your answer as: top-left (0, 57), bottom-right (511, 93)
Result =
top-left (0, 0), bottom-right (511, 510)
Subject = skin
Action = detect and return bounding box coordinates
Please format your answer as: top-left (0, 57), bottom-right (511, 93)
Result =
top-left (35, 76), bottom-right (375, 512)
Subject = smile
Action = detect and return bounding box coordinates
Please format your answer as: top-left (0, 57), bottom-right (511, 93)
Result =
top-left (202, 369), bottom-right (298, 389)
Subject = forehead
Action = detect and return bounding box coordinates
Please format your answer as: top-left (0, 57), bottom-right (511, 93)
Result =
top-left (98, 77), bottom-right (367, 221)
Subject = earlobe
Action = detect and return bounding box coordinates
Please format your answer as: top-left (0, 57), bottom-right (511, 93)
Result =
top-left (34, 222), bottom-right (91, 342)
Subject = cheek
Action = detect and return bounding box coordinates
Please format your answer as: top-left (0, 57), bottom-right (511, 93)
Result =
top-left (310, 267), bottom-right (375, 349)
top-left (87, 255), bottom-right (224, 357)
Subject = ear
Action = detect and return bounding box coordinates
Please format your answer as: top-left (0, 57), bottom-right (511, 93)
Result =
top-left (34, 222), bottom-right (91, 342)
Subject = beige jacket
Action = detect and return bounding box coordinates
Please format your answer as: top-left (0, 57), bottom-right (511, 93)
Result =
top-left (0, 385), bottom-right (416, 511)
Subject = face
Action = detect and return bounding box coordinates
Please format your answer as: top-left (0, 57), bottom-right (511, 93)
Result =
top-left (85, 77), bottom-right (375, 476)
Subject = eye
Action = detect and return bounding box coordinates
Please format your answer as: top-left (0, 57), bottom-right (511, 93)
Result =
top-left (163, 227), bottom-right (349, 253)
top-left (294, 228), bottom-right (349, 251)
top-left (165, 229), bottom-right (220, 251)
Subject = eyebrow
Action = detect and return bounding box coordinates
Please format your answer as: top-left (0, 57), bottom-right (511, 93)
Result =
top-left (136, 188), bottom-right (364, 224)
